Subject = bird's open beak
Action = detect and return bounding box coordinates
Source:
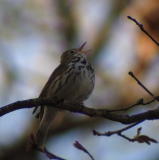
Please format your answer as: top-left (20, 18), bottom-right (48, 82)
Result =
top-left (78, 42), bottom-right (87, 51)
top-left (78, 42), bottom-right (91, 55)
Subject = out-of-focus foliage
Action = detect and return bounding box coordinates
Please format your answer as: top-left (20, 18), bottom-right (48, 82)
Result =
top-left (1, 0), bottom-right (159, 160)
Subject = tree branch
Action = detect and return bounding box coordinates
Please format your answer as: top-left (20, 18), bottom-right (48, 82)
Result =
top-left (93, 121), bottom-right (143, 137)
top-left (1, 98), bottom-right (159, 124)
top-left (128, 72), bottom-right (159, 101)
top-left (127, 16), bottom-right (159, 46)
top-left (108, 98), bottom-right (155, 112)
top-left (74, 141), bottom-right (95, 160)
top-left (93, 122), bottom-right (158, 145)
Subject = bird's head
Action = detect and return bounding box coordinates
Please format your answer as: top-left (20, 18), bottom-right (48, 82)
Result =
top-left (61, 42), bottom-right (90, 64)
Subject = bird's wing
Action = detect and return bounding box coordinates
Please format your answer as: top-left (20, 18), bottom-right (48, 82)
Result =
top-left (33, 64), bottom-right (66, 119)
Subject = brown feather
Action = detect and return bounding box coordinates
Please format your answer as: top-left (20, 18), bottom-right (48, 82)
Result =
top-left (33, 64), bottom-right (66, 119)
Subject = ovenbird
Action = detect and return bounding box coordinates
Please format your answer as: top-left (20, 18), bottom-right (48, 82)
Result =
top-left (33, 42), bottom-right (95, 148)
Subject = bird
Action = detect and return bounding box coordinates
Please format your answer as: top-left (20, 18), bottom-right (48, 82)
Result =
top-left (32, 42), bottom-right (95, 149)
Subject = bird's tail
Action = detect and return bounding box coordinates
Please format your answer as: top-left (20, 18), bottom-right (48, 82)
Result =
top-left (35, 107), bottom-right (57, 148)
top-left (27, 107), bottom-right (57, 151)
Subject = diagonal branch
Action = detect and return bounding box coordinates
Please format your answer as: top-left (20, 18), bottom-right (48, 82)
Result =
top-left (1, 98), bottom-right (159, 124)
top-left (127, 16), bottom-right (159, 46)
top-left (128, 72), bottom-right (157, 99)
top-left (74, 141), bottom-right (95, 160)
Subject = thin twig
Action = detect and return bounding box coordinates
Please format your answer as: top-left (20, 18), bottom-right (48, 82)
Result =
top-left (93, 121), bottom-right (158, 145)
top-left (93, 121), bottom-right (143, 136)
top-left (108, 98), bottom-right (155, 112)
top-left (128, 72), bottom-right (159, 102)
top-left (119, 131), bottom-right (158, 145)
top-left (118, 133), bottom-right (134, 142)
top-left (127, 16), bottom-right (159, 46)
top-left (93, 121), bottom-right (142, 143)
top-left (74, 141), bottom-right (95, 160)
top-left (129, 71), bottom-right (155, 97)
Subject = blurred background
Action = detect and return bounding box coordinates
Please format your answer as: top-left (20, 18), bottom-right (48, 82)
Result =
top-left (1, 0), bottom-right (159, 159)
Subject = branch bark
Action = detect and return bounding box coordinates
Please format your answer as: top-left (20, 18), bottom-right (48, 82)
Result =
top-left (1, 98), bottom-right (159, 124)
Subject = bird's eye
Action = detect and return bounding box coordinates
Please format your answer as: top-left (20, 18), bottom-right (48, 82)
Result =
top-left (70, 50), bottom-right (75, 54)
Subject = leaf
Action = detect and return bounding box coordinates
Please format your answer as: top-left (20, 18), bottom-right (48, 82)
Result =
top-left (134, 135), bottom-right (158, 145)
